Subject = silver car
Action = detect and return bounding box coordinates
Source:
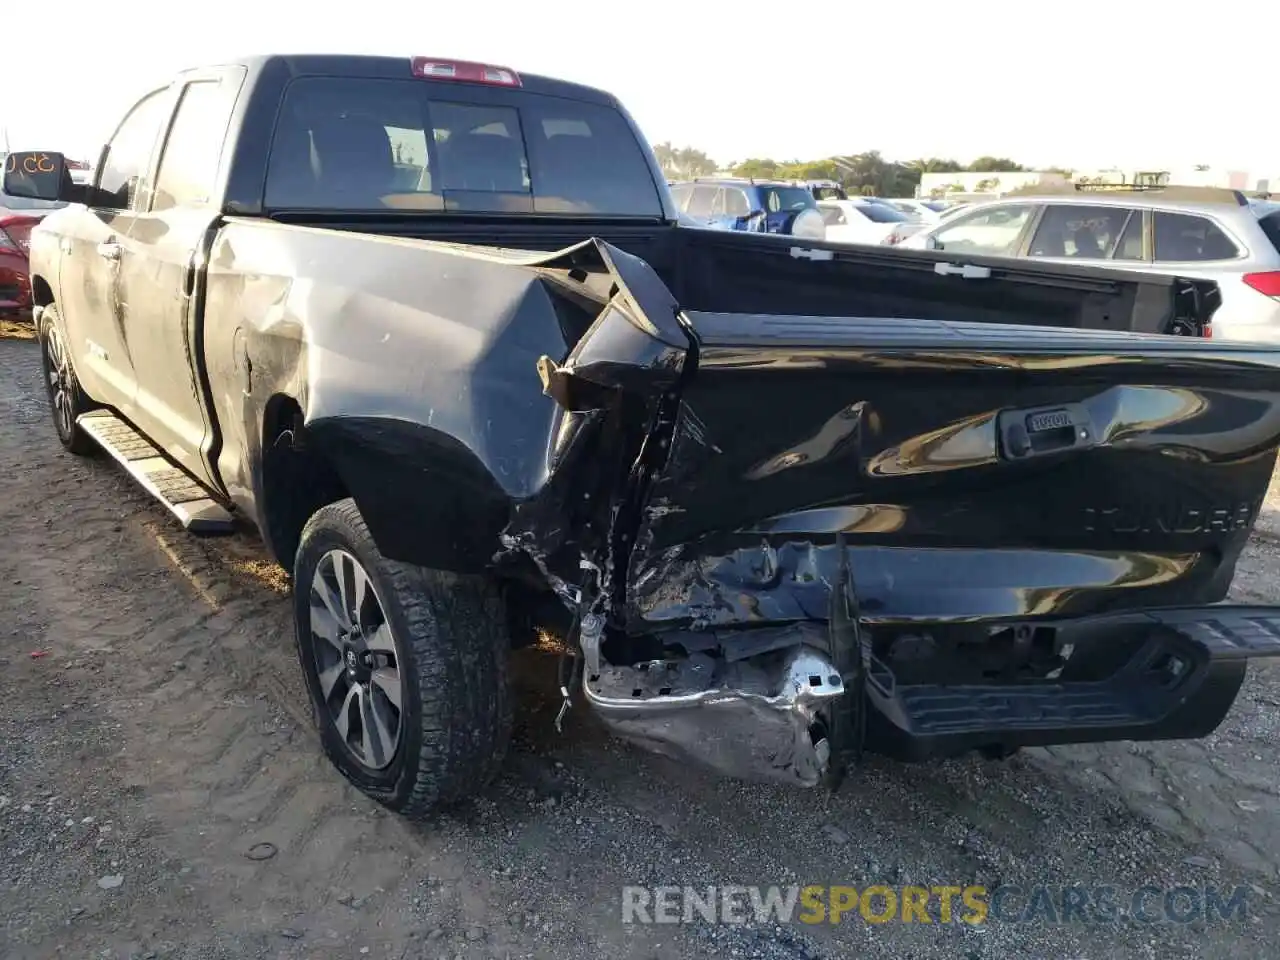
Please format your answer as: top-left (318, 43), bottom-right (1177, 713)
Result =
top-left (898, 187), bottom-right (1280, 342)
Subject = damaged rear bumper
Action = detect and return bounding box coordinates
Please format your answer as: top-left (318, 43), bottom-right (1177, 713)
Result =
top-left (581, 595), bottom-right (1280, 786)
top-left (585, 641), bottom-right (845, 788)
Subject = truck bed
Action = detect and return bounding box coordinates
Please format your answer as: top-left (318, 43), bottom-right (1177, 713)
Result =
top-left (262, 214), bottom-right (1215, 336)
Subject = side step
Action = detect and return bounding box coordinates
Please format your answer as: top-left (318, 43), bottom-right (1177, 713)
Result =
top-left (77, 411), bottom-right (233, 533)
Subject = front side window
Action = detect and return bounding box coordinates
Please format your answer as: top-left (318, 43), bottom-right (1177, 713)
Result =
top-left (264, 77), bottom-right (663, 216)
top-left (153, 80), bottom-right (237, 211)
top-left (820, 205), bottom-right (847, 226)
top-left (1153, 211), bottom-right (1240, 262)
top-left (932, 204), bottom-right (1035, 256)
top-left (1027, 204), bottom-right (1135, 259)
top-left (97, 89), bottom-right (170, 210)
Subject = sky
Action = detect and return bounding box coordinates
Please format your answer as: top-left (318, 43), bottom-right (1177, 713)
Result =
top-left (3, 0), bottom-right (1274, 175)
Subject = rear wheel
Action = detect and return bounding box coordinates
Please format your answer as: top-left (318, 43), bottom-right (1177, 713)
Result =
top-left (293, 498), bottom-right (512, 818)
top-left (38, 305), bottom-right (97, 456)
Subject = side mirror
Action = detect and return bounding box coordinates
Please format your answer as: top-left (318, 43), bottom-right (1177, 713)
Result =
top-left (3, 151), bottom-right (70, 201)
top-left (923, 235), bottom-right (940, 251)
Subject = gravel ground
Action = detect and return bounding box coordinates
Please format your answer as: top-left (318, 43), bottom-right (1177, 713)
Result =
top-left (3, 330), bottom-right (1280, 959)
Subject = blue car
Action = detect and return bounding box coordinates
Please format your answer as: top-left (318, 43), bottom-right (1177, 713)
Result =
top-left (669, 178), bottom-right (827, 239)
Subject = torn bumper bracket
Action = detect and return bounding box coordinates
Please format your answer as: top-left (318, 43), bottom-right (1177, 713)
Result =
top-left (824, 533), bottom-right (867, 789)
top-left (579, 538), bottom-right (874, 788)
top-left (582, 643), bottom-right (847, 787)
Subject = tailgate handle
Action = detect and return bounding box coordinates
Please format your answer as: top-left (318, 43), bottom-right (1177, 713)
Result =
top-left (934, 262), bottom-right (991, 279)
top-left (998, 403), bottom-right (1096, 460)
top-left (790, 246), bottom-right (835, 262)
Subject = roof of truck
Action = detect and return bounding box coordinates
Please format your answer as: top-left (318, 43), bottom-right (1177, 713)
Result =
top-left (178, 53), bottom-right (619, 107)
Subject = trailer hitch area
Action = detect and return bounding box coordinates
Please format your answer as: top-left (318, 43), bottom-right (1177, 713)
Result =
top-left (582, 631), bottom-right (848, 788)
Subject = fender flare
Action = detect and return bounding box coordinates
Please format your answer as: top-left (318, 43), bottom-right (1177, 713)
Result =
top-left (304, 416), bottom-right (512, 574)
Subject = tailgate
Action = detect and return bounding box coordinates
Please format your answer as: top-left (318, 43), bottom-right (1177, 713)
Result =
top-left (622, 313), bottom-right (1280, 631)
top-left (671, 228), bottom-right (1217, 337)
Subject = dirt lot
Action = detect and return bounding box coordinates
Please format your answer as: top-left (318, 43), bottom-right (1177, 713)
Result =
top-left (3, 330), bottom-right (1280, 960)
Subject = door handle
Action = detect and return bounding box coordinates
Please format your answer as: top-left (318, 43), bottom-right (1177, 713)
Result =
top-left (97, 241), bottom-right (121, 261)
top-left (934, 262), bottom-right (991, 279)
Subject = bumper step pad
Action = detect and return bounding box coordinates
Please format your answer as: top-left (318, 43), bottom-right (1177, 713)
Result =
top-left (77, 411), bottom-right (232, 533)
top-left (1144, 607), bottom-right (1280, 660)
top-left (863, 605), bottom-right (1280, 759)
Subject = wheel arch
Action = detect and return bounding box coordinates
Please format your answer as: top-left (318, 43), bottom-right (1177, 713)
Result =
top-left (30, 274), bottom-right (55, 308)
top-left (258, 393), bottom-right (349, 567)
top-left (258, 395), bottom-right (512, 575)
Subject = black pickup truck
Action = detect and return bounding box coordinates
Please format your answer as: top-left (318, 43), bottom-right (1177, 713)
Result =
top-left (8, 53), bottom-right (1280, 818)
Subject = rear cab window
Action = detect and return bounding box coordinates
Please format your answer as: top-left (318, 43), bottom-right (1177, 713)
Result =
top-left (264, 77), bottom-right (664, 217)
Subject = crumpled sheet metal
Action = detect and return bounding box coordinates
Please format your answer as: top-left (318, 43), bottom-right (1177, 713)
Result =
top-left (583, 646), bottom-right (844, 787)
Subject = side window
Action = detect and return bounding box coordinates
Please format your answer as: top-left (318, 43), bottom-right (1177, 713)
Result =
top-left (820, 205), bottom-right (846, 226)
top-left (1153, 212), bottom-right (1240, 262)
top-left (932, 204), bottom-right (1035, 256)
top-left (685, 185), bottom-right (716, 217)
top-left (152, 80), bottom-right (236, 211)
top-left (1112, 212), bottom-right (1145, 261)
top-left (669, 184), bottom-right (693, 213)
top-left (1259, 210), bottom-right (1280, 256)
top-left (1027, 205), bottom-right (1134, 259)
top-left (96, 90), bottom-right (170, 210)
top-left (724, 188), bottom-right (749, 217)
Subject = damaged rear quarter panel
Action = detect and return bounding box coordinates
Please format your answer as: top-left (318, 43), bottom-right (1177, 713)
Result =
top-left (203, 219), bottom-right (596, 572)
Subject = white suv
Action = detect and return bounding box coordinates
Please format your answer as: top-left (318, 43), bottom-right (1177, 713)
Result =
top-left (898, 188), bottom-right (1280, 342)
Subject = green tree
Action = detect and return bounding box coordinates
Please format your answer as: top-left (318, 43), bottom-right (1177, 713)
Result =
top-left (968, 156), bottom-right (1024, 172)
top-left (906, 157), bottom-right (965, 174)
top-left (729, 157), bottom-right (783, 179)
top-left (653, 142), bottom-right (718, 179)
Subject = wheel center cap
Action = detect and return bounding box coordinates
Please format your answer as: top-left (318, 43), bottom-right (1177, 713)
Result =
top-left (343, 641), bottom-right (372, 682)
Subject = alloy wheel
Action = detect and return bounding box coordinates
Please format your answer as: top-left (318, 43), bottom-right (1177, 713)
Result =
top-left (41, 324), bottom-right (74, 440)
top-left (308, 549), bottom-right (404, 769)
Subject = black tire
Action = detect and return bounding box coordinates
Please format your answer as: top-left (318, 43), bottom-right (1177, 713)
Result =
top-left (38, 305), bottom-right (97, 456)
top-left (293, 498), bottom-right (511, 819)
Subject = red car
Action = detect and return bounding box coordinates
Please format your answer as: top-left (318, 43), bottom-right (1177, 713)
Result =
top-left (1, 195), bottom-right (66, 317)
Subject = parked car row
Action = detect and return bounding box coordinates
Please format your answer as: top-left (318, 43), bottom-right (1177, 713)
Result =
top-left (0, 194), bottom-right (66, 316)
top-left (1, 155), bottom-right (89, 318)
top-left (666, 176), bottom-right (966, 245)
top-left (898, 186), bottom-right (1280, 341)
top-left (668, 178), bottom-right (826, 239)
